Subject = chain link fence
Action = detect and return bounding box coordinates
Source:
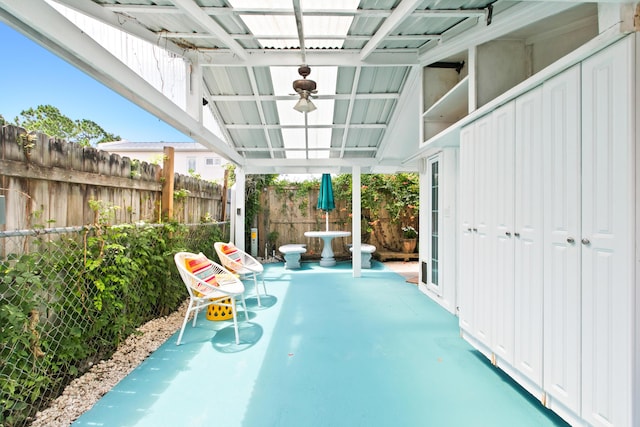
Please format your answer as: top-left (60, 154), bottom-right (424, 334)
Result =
top-left (0, 222), bottom-right (228, 427)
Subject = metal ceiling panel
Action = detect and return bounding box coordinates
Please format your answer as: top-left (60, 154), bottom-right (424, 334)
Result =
top-left (335, 67), bottom-right (356, 94)
top-left (357, 66), bottom-right (409, 93)
top-left (2, 0), bottom-right (599, 173)
top-left (228, 129), bottom-right (267, 148)
top-left (203, 67), bottom-right (252, 96)
top-left (215, 101), bottom-right (261, 125)
top-left (252, 67), bottom-right (276, 96)
top-left (260, 101), bottom-right (280, 126)
top-left (350, 99), bottom-right (396, 124)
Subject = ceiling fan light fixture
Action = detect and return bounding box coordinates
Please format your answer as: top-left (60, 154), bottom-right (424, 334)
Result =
top-left (294, 97), bottom-right (317, 113)
top-left (292, 65), bottom-right (318, 113)
top-left (293, 78), bottom-right (316, 93)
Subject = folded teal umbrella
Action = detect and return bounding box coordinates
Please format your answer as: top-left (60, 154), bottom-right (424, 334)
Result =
top-left (317, 173), bottom-right (335, 231)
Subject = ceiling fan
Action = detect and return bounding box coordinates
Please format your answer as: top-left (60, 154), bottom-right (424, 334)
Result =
top-left (292, 65), bottom-right (317, 113)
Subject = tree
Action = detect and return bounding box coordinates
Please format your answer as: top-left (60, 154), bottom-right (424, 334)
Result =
top-left (75, 118), bottom-right (120, 145)
top-left (13, 104), bottom-right (120, 146)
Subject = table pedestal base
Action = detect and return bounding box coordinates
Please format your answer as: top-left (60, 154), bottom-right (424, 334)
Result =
top-left (319, 236), bottom-right (337, 267)
top-left (303, 231), bottom-right (351, 268)
top-left (319, 258), bottom-right (336, 267)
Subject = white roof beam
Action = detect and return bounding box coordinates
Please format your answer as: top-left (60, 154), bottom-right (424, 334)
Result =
top-left (360, 0), bottom-right (423, 61)
top-left (339, 66), bottom-right (361, 158)
top-left (226, 124), bottom-right (386, 130)
top-left (376, 65), bottom-right (420, 163)
top-left (197, 50), bottom-right (418, 66)
top-left (246, 158), bottom-right (375, 168)
top-left (209, 93), bottom-right (399, 102)
top-left (238, 147), bottom-right (376, 153)
top-left (169, 0), bottom-right (248, 61)
top-left (292, 0), bottom-right (306, 65)
top-left (103, 5), bottom-right (487, 19)
top-left (168, 33), bottom-right (441, 42)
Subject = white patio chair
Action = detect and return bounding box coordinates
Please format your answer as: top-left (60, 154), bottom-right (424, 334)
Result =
top-left (214, 242), bottom-right (267, 307)
top-left (174, 252), bottom-right (248, 345)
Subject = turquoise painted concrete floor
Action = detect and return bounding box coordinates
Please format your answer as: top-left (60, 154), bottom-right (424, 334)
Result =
top-left (73, 261), bottom-right (568, 427)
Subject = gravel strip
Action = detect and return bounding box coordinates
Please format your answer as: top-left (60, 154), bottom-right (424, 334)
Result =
top-left (30, 301), bottom-right (188, 427)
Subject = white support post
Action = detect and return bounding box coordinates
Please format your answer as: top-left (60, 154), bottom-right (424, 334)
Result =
top-left (233, 168), bottom-right (246, 251)
top-left (352, 166), bottom-right (362, 277)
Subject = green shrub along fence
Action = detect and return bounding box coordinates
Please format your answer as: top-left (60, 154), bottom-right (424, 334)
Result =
top-left (0, 222), bottom-right (228, 427)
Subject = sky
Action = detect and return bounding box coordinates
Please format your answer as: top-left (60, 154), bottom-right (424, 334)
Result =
top-left (0, 21), bottom-right (191, 143)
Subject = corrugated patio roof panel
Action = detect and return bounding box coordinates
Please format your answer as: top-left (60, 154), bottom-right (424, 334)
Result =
top-left (227, 128), bottom-right (267, 149)
top-left (332, 99), bottom-right (349, 126)
top-left (203, 67), bottom-right (253, 96)
top-left (357, 66), bottom-right (410, 93)
top-left (350, 99), bottom-right (397, 124)
top-left (215, 101), bottom-right (261, 125)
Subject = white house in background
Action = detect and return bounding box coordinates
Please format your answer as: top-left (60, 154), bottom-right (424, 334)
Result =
top-left (99, 141), bottom-right (228, 183)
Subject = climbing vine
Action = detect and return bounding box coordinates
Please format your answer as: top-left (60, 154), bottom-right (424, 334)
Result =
top-left (333, 172), bottom-right (419, 226)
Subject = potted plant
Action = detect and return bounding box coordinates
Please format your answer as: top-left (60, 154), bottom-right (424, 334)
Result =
top-left (401, 226), bottom-right (418, 253)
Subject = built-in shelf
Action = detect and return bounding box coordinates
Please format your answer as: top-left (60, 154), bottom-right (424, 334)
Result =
top-left (409, 6), bottom-right (602, 163)
top-left (422, 76), bottom-right (469, 143)
top-left (422, 76), bottom-right (469, 122)
top-left (406, 29), bottom-right (624, 165)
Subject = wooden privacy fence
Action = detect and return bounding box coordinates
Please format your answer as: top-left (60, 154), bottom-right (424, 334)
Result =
top-left (256, 185), bottom-right (413, 260)
top-left (0, 125), bottom-right (223, 230)
top-left (1, 125), bottom-right (416, 259)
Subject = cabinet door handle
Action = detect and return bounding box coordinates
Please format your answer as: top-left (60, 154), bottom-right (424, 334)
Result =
top-left (472, 228), bottom-right (478, 232)
top-left (514, 232), bottom-right (520, 237)
top-left (505, 232), bottom-right (511, 237)
top-left (581, 238), bottom-right (591, 245)
top-left (467, 227), bottom-right (472, 232)
top-left (567, 237), bottom-right (575, 244)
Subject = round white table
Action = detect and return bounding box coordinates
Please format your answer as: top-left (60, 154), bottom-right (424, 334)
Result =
top-left (304, 231), bottom-right (351, 267)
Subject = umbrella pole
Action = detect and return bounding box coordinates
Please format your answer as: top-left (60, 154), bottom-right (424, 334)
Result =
top-left (326, 212), bottom-right (329, 231)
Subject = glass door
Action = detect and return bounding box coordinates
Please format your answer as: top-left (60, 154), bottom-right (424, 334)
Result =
top-left (427, 154), bottom-right (440, 292)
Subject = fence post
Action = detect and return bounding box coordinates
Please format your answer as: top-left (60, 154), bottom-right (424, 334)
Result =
top-left (221, 168), bottom-right (228, 221)
top-left (161, 147), bottom-right (175, 221)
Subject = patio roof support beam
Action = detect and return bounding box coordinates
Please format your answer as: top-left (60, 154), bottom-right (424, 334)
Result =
top-left (376, 65), bottom-right (421, 163)
top-left (226, 124), bottom-right (386, 130)
top-left (208, 93), bottom-right (400, 102)
top-left (339, 66), bottom-right (361, 159)
top-left (104, 4), bottom-right (488, 19)
top-left (197, 50), bottom-right (419, 67)
top-left (292, 0), bottom-right (307, 65)
top-left (360, 0), bottom-right (423, 61)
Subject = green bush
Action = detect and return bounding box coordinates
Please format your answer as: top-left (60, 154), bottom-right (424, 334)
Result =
top-left (0, 222), bottom-right (227, 427)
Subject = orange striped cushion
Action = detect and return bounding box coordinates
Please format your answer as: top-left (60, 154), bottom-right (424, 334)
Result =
top-left (184, 253), bottom-right (218, 288)
top-left (221, 243), bottom-right (242, 264)
top-left (221, 243), bottom-right (238, 255)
